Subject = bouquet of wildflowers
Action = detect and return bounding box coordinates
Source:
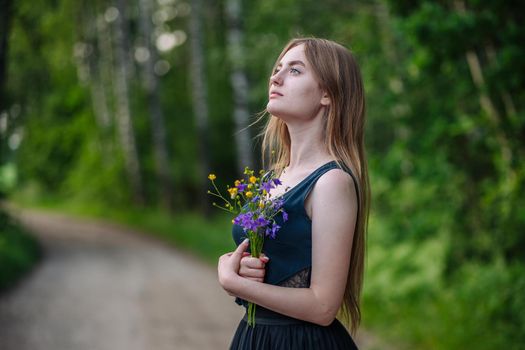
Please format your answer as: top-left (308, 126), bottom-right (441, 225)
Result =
top-left (207, 167), bottom-right (288, 326)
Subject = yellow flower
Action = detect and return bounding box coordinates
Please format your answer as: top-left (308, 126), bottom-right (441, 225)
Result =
top-left (208, 174), bottom-right (216, 181)
top-left (228, 187), bottom-right (238, 199)
top-left (234, 180), bottom-right (241, 187)
top-left (249, 176), bottom-right (257, 184)
top-left (258, 200), bottom-right (265, 209)
top-left (245, 191), bottom-right (253, 198)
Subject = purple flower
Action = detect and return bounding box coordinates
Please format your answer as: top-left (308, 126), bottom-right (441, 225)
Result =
top-left (266, 223), bottom-right (281, 239)
top-left (272, 198), bottom-right (284, 210)
top-left (234, 212), bottom-right (273, 233)
top-left (256, 215), bottom-right (270, 227)
top-left (229, 176), bottom-right (287, 241)
top-left (237, 183), bottom-right (248, 192)
top-left (261, 181), bottom-right (274, 193)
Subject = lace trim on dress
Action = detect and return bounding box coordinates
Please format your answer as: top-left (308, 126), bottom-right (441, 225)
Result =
top-left (277, 267), bottom-right (311, 288)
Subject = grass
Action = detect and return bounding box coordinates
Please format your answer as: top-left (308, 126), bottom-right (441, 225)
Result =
top-left (9, 194), bottom-right (237, 266)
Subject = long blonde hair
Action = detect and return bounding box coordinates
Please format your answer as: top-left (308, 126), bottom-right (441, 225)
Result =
top-left (260, 38), bottom-right (370, 334)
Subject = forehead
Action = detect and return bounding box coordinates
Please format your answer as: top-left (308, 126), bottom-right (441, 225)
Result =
top-left (278, 44), bottom-right (306, 65)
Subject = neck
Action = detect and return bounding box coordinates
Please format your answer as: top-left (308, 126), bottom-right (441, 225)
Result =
top-left (285, 110), bottom-right (333, 170)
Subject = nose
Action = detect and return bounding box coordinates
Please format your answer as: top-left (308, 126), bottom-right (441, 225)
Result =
top-left (270, 70), bottom-right (283, 86)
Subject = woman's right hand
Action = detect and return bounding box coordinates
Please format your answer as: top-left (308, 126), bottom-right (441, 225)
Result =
top-left (239, 252), bottom-right (269, 283)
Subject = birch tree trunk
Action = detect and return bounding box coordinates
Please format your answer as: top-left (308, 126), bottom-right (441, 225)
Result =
top-left (74, 2), bottom-right (114, 166)
top-left (189, 0), bottom-right (211, 214)
top-left (113, 0), bottom-right (144, 205)
top-left (225, 0), bottom-right (254, 174)
top-left (92, 13), bottom-right (113, 133)
top-left (88, 59), bottom-right (112, 133)
top-left (90, 9), bottom-right (118, 162)
top-left (138, 0), bottom-right (174, 211)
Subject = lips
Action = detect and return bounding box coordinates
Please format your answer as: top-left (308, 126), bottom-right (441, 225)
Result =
top-left (269, 90), bottom-right (283, 98)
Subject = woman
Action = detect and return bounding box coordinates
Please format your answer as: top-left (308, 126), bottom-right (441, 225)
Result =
top-left (218, 37), bottom-right (370, 349)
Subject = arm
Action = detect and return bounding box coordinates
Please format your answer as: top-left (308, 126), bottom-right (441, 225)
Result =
top-left (218, 169), bottom-right (357, 326)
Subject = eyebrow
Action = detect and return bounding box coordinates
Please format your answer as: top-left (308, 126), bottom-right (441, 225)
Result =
top-left (277, 60), bottom-right (306, 67)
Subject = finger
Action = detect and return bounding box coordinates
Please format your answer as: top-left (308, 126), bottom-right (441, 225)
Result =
top-left (230, 238), bottom-right (249, 264)
top-left (259, 253), bottom-right (270, 263)
top-left (239, 266), bottom-right (266, 279)
top-left (242, 257), bottom-right (265, 269)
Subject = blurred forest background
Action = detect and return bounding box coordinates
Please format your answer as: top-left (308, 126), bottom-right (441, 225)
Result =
top-left (0, 0), bottom-right (524, 348)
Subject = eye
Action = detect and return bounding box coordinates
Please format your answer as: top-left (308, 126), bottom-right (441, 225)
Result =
top-left (290, 67), bottom-right (300, 75)
top-left (273, 68), bottom-right (281, 75)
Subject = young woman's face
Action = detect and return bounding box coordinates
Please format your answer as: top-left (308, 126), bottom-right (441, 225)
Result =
top-left (266, 44), bottom-right (328, 122)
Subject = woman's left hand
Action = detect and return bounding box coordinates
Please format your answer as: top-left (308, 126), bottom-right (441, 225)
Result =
top-left (218, 238), bottom-right (249, 295)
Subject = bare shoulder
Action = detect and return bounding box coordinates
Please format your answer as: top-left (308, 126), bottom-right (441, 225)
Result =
top-left (306, 168), bottom-right (357, 218)
top-left (315, 168), bottom-right (357, 198)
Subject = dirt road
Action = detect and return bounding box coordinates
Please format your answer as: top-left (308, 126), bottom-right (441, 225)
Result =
top-left (0, 210), bottom-right (381, 350)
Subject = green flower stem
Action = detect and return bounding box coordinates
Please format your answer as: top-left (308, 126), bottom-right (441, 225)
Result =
top-left (246, 229), bottom-right (265, 327)
top-left (211, 203), bottom-right (234, 213)
top-left (209, 181), bottom-right (236, 207)
top-left (207, 190), bottom-right (228, 201)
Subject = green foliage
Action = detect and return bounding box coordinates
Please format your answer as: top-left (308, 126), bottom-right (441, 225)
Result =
top-left (364, 214), bottom-right (525, 349)
top-left (62, 137), bottom-right (132, 205)
top-left (0, 163), bottom-right (17, 195)
top-left (364, 256), bottom-right (525, 349)
top-left (382, 0), bottom-right (525, 267)
top-left (0, 210), bottom-right (41, 291)
top-left (17, 102), bottom-right (91, 191)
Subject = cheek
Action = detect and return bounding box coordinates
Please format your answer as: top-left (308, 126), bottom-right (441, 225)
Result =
top-left (295, 85), bottom-right (323, 109)
top-left (296, 79), bottom-right (323, 101)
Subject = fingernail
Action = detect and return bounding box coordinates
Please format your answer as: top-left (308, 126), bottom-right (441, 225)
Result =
top-left (242, 238), bottom-right (249, 244)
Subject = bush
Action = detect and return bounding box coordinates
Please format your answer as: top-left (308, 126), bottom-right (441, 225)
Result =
top-left (363, 220), bottom-right (525, 350)
top-left (0, 210), bottom-right (41, 291)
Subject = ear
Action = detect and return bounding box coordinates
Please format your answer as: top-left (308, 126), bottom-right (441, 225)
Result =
top-left (320, 92), bottom-right (330, 106)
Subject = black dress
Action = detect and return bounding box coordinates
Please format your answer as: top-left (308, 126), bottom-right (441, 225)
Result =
top-left (230, 161), bottom-right (359, 349)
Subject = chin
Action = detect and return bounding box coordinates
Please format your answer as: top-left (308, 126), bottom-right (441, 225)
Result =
top-left (267, 102), bottom-right (286, 118)
top-left (267, 108), bottom-right (286, 120)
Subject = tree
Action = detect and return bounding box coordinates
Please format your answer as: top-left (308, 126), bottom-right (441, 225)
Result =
top-left (138, 0), bottom-right (174, 211)
top-left (189, 0), bottom-right (211, 214)
top-left (113, 0), bottom-right (145, 205)
top-left (225, 0), bottom-right (254, 175)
